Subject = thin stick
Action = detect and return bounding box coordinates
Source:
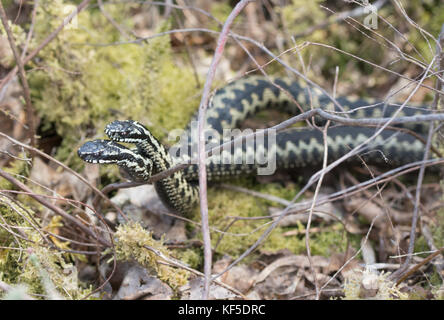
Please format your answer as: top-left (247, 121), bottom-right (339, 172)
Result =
top-left (307, 121), bottom-right (330, 300)
top-left (195, 0), bottom-right (254, 299)
top-left (395, 247), bottom-right (444, 286)
top-left (97, 0), bottom-right (131, 40)
top-left (0, 2), bottom-right (36, 148)
top-left (21, 0), bottom-right (38, 60)
top-left (292, 0), bottom-right (387, 39)
top-left (0, 0), bottom-right (93, 92)
top-left (390, 23), bottom-right (444, 282)
top-left (0, 169), bottom-right (110, 247)
top-left (0, 131), bottom-right (128, 222)
top-left (390, 109), bottom-right (435, 281)
top-left (212, 58), bottom-right (436, 282)
top-left (141, 245), bottom-right (246, 300)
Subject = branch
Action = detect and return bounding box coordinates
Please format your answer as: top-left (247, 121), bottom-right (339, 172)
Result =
top-left (0, 0), bottom-right (92, 92)
top-left (211, 57), bottom-right (436, 282)
top-left (0, 2), bottom-right (36, 148)
top-left (390, 23), bottom-right (444, 283)
top-left (0, 131), bottom-right (128, 222)
top-left (195, 0), bottom-right (254, 300)
top-left (0, 169), bottom-right (111, 247)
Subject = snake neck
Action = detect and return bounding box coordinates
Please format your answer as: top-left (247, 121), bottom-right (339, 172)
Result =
top-left (134, 129), bottom-right (200, 214)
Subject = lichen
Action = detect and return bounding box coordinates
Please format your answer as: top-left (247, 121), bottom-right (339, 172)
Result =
top-left (113, 222), bottom-right (189, 290)
top-left (342, 268), bottom-right (408, 300)
top-left (19, 247), bottom-right (91, 299)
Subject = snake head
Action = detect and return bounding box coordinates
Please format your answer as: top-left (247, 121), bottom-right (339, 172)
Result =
top-left (77, 140), bottom-right (126, 164)
top-left (105, 120), bottom-right (150, 144)
top-left (78, 139), bottom-right (153, 181)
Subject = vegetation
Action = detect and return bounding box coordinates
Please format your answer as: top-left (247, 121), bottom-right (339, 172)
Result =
top-left (0, 0), bottom-right (442, 300)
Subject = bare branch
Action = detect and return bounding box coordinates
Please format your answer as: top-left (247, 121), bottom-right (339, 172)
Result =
top-left (195, 0), bottom-right (254, 300)
top-left (0, 169), bottom-right (111, 247)
top-left (0, 0), bottom-right (93, 92)
top-left (0, 2), bottom-right (36, 148)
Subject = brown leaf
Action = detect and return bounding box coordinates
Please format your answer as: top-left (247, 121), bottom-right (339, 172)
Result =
top-left (113, 263), bottom-right (173, 300)
top-left (29, 157), bottom-right (59, 187)
top-left (326, 250), bottom-right (362, 279)
top-left (180, 277), bottom-right (237, 300)
top-left (221, 265), bottom-right (258, 293)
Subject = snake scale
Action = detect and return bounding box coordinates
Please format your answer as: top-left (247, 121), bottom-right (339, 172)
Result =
top-left (78, 76), bottom-right (434, 214)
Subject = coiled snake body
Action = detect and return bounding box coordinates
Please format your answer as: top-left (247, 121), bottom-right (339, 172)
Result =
top-left (78, 76), bottom-right (433, 214)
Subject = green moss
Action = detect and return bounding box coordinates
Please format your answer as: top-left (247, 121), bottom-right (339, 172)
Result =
top-left (0, 217), bottom-right (22, 285)
top-left (19, 247), bottom-right (92, 299)
top-left (175, 248), bottom-right (203, 270)
top-left (0, 21), bottom-right (27, 68)
top-left (0, 195), bottom-right (92, 299)
top-left (431, 210), bottom-right (444, 248)
top-left (191, 179), bottom-right (358, 259)
top-left (0, 157), bottom-right (29, 190)
top-left (114, 222), bottom-right (189, 289)
top-left (279, 0), bottom-right (326, 36)
top-left (25, 0), bottom-right (199, 171)
top-left (415, 209), bottom-right (444, 254)
top-left (209, 2), bottom-right (236, 29)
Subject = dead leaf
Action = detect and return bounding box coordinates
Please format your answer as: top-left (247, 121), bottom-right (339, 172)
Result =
top-left (111, 185), bottom-right (178, 239)
top-left (221, 265), bottom-right (258, 293)
top-left (165, 219), bottom-right (187, 242)
top-left (326, 250), bottom-right (362, 279)
top-left (212, 255), bottom-right (258, 293)
top-left (345, 197), bottom-right (389, 229)
top-left (114, 263), bottom-right (173, 300)
top-left (29, 157), bottom-right (59, 187)
top-left (180, 277), bottom-right (237, 300)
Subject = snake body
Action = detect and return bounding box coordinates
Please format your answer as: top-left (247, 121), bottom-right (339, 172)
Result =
top-left (78, 76), bottom-right (433, 214)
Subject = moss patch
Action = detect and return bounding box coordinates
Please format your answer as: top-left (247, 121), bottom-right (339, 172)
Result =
top-left (23, 0), bottom-right (200, 172)
top-left (114, 222), bottom-right (189, 289)
top-left (191, 179), bottom-right (358, 259)
top-left (0, 195), bottom-right (92, 299)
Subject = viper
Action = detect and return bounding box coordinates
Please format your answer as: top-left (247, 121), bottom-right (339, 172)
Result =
top-left (77, 76), bottom-right (434, 214)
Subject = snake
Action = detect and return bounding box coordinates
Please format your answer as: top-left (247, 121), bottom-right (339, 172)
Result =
top-left (77, 76), bottom-right (434, 215)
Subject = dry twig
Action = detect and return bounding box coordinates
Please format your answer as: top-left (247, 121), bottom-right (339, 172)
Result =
top-left (195, 0), bottom-right (255, 299)
top-left (0, 2), bottom-right (36, 148)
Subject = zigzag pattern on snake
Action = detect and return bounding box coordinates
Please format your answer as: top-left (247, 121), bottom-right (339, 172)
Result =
top-left (77, 76), bottom-right (434, 214)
